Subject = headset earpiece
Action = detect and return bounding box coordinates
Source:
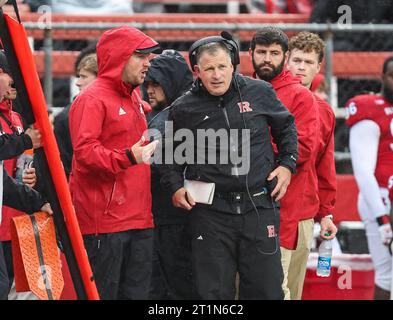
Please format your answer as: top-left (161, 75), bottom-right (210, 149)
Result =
top-left (220, 31), bottom-right (240, 66)
top-left (188, 32), bottom-right (240, 71)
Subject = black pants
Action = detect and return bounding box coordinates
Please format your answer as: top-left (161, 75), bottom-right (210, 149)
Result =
top-left (190, 198), bottom-right (284, 300)
top-left (83, 228), bottom-right (153, 300)
top-left (2, 241), bottom-right (13, 288)
top-left (149, 224), bottom-right (194, 299)
top-left (0, 243), bottom-right (9, 300)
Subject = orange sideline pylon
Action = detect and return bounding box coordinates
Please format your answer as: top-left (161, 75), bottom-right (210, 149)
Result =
top-left (11, 212), bottom-right (64, 300)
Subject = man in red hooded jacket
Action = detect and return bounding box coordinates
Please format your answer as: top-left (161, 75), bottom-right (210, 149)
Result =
top-left (69, 26), bottom-right (160, 300)
top-left (249, 27), bottom-right (321, 300)
top-left (286, 32), bottom-right (338, 300)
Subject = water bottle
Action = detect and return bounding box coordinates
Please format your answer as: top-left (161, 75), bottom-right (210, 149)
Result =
top-left (15, 149), bottom-right (34, 183)
top-left (316, 237), bottom-right (332, 277)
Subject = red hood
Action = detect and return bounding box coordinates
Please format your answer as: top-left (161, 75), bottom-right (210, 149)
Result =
top-left (0, 100), bottom-right (9, 112)
top-left (270, 69), bottom-right (301, 90)
top-left (0, 100), bottom-right (13, 121)
top-left (96, 26), bottom-right (158, 95)
top-left (0, 99), bottom-right (23, 132)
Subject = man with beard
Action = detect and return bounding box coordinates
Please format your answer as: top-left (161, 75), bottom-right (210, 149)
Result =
top-left (249, 27), bottom-right (320, 300)
top-left (345, 56), bottom-right (393, 300)
top-left (142, 50), bottom-right (195, 299)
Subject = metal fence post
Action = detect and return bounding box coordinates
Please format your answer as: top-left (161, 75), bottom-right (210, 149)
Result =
top-left (324, 27), bottom-right (334, 105)
top-left (43, 27), bottom-right (53, 110)
top-left (227, 1), bottom-right (240, 14)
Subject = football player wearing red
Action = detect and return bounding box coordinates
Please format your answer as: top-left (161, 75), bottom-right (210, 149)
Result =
top-left (345, 56), bottom-right (393, 300)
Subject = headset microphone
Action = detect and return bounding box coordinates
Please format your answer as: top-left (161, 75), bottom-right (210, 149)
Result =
top-left (220, 31), bottom-right (233, 41)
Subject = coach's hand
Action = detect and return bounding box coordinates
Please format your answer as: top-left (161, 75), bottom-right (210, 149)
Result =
top-left (131, 136), bottom-right (159, 164)
top-left (172, 187), bottom-right (195, 211)
top-left (25, 128), bottom-right (42, 149)
top-left (22, 167), bottom-right (37, 188)
top-left (40, 202), bottom-right (53, 215)
top-left (267, 166), bottom-right (291, 201)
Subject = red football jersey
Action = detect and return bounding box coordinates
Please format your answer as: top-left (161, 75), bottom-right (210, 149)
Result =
top-left (345, 93), bottom-right (393, 190)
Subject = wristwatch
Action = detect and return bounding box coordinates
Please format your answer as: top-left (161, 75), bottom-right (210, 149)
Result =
top-left (376, 214), bottom-right (390, 226)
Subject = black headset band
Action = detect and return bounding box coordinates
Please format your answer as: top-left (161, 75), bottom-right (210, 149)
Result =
top-left (188, 33), bottom-right (240, 71)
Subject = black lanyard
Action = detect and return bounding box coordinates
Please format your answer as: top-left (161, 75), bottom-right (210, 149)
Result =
top-left (0, 112), bottom-right (19, 134)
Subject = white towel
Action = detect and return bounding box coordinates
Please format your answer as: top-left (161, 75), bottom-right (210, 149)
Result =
top-left (184, 179), bottom-right (215, 205)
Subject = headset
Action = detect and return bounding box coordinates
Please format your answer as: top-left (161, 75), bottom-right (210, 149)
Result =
top-left (147, 32), bottom-right (239, 139)
top-left (188, 31), bottom-right (240, 71)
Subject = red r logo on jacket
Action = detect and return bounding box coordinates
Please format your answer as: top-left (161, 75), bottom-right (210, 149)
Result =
top-left (238, 102), bottom-right (252, 113)
top-left (267, 225), bottom-right (276, 238)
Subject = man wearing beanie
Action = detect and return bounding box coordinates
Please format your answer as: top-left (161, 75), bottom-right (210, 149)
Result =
top-left (142, 50), bottom-right (194, 299)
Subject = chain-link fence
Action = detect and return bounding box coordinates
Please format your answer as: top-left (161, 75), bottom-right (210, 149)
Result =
top-left (331, 29), bottom-right (393, 167)
top-left (22, 20), bottom-right (393, 173)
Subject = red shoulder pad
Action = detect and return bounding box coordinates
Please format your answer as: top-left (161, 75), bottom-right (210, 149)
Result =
top-left (345, 94), bottom-right (377, 127)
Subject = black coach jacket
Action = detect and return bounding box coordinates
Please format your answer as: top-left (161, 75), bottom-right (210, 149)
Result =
top-left (2, 168), bottom-right (46, 214)
top-left (159, 73), bottom-right (298, 195)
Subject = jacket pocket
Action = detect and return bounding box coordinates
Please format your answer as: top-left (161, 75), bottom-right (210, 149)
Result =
top-left (258, 155), bottom-right (275, 184)
top-left (255, 207), bottom-right (279, 254)
top-left (104, 179), bottom-right (117, 214)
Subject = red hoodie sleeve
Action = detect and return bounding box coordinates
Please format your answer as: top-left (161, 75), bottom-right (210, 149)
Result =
top-left (316, 114), bottom-right (337, 219)
top-left (69, 95), bottom-right (133, 174)
top-left (291, 90), bottom-right (319, 166)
